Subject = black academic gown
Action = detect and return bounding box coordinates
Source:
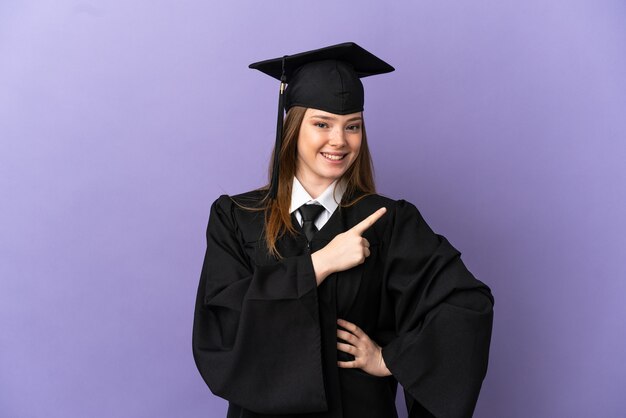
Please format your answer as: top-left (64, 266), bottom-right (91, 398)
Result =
top-left (192, 188), bottom-right (494, 418)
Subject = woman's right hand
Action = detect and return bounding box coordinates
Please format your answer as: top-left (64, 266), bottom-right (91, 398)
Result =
top-left (311, 207), bottom-right (387, 285)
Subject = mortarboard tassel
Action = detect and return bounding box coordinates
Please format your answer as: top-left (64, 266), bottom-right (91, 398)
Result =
top-left (268, 56), bottom-right (288, 200)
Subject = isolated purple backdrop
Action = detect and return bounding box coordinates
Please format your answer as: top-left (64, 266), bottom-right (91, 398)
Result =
top-left (1, 1), bottom-right (625, 417)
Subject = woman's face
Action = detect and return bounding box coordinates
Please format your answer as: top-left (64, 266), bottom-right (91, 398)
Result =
top-left (295, 108), bottom-right (363, 188)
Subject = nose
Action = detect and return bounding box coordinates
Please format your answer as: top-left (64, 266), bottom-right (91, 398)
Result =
top-left (328, 126), bottom-right (347, 147)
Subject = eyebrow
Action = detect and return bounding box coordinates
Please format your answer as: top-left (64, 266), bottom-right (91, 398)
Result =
top-left (310, 115), bottom-right (363, 122)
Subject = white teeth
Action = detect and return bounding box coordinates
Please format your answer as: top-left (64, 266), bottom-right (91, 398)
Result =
top-left (322, 153), bottom-right (345, 160)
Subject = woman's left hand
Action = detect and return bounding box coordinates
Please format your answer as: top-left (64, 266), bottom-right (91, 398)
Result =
top-left (336, 318), bottom-right (392, 377)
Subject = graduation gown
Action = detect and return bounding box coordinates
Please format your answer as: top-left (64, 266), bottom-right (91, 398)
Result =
top-left (192, 188), bottom-right (494, 418)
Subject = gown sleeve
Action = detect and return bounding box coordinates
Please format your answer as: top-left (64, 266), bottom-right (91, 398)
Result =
top-left (380, 200), bottom-right (494, 418)
top-left (192, 195), bottom-right (327, 414)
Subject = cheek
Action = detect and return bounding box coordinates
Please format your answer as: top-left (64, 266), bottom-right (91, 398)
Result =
top-left (349, 135), bottom-right (363, 154)
top-left (296, 140), bottom-right (317, 167)
top-left (298, 132), bottom-right (325, 156)
top-left (295, 135), bottom-right (308, 160)
top-left (297, 129), bottom-right (313, 150)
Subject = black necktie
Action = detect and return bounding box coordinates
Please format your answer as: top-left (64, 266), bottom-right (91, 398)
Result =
top-left (298, 204), bottom-right (325, 244)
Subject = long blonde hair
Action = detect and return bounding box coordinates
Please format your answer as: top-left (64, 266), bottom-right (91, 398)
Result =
top-left (233, 106), bottom-right (376, 259)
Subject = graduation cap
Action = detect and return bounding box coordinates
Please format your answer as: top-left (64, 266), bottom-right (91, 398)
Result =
top-left (249, 42), bottom-right (394, 200)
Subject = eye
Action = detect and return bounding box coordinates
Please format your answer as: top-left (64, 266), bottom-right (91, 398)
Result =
top-left (346, 124), bottom-right (361, 132)
top-left (314, 122), bottom-right (329, 128)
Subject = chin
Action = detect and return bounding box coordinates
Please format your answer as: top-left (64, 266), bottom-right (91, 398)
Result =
top-left (321, 172), bottom-right (346, 182)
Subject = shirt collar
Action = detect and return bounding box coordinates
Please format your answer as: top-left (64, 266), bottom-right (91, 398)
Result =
top-left (289, 176), bottom-right (347, 215)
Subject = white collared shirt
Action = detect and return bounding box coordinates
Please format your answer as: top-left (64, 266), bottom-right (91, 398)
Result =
top-left (289, 176), bottom-right (347, 230)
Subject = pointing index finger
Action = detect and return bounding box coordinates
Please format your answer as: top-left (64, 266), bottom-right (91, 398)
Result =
top-left (351, 207), bottom-right (387, 235)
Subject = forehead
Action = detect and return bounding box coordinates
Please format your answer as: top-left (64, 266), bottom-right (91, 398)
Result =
top-left (304, 108), bottom-right (363, 120)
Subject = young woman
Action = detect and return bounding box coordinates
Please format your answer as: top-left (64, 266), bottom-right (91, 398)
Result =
top-left (192, 42), bottom-right (494, 418)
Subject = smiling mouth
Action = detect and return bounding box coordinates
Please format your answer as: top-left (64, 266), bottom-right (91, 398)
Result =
top-left (321, 152), bottom-right (346, 161)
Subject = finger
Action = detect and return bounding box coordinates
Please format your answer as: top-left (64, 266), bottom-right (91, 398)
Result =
top-left (364, 247), bottom-right (370, 258)
top-left (350, 207), bottom-right (387, 236)
top-left (337, 360), bottom-right (359, 369)
top-left (337, 342), bottom-right (358, 355)
top-left (337, 319), bottom-right (365, 338)
top-left (337, 329), bottom-right (359, 345)
top-left (362, 237), bottom-right (370, 248)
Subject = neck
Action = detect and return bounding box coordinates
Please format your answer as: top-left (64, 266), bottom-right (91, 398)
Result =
top-left (295, 172), bottom-right (335, 199)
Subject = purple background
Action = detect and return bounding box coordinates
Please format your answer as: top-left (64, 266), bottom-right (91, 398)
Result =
top-left (1, 1), bottom-right (625, 417)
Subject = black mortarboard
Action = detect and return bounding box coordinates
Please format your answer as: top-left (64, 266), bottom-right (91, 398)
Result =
top-left (248, 42), bottom-right (394, 200)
